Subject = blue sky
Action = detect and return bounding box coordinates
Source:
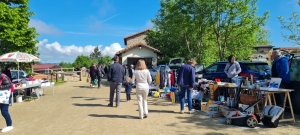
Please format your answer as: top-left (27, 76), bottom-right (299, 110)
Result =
top-left (28, 0), bottom-right (300, 63)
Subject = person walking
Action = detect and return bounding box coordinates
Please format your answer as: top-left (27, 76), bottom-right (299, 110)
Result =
top-left (132, 60), bottom-right (152, 119)
top-left (271, 50), bottom-right (290, 106)
top-left (88, 63), bottom-right (97, 87)
top-left (177, 59), bottom-right (196, 114)
top-left (128, 65), bottom-right (134, 78)
top-left (96, 65), bottom-right (105, 89)
top-left (123, 77), bottom-right (133, 102)
top-left (224, 55), bottom-right (241, 82)
top-left (107, 56), bottom-right (124, 107)
top-left (0, 72), bottom-right (14, 132)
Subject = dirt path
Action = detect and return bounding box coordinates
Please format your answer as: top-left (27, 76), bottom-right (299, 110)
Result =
top-left (2, 78), bottom-right (299, 135)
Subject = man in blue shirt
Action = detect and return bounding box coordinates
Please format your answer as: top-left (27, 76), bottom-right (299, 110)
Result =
top-left (177, 59), bottom-right (196, 114)
top-left (271, 50), bottom-right (290, 106)
top-left (107, 55), bottom-right (124, 107)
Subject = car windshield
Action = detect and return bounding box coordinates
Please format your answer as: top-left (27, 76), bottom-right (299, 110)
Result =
top-left (245, 63), bottom-right (270, 72)
top-left (170, 59), bottom-right (183, 64)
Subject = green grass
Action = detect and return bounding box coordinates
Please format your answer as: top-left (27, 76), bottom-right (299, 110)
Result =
top-left (54, 79), bottom-right (66, 86)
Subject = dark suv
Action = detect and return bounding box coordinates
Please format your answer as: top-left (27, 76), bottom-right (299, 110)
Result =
top-left (202, 61), bottom-right (271, 81)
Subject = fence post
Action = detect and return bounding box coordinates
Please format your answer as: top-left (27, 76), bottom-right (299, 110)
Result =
top-left (56, 73), bottom-right (58, 82)
top-left (72, 67), bottom-right (74, 72)
top-left (79, 70), bottom-right (82, 81)
top-left (61, 67), bottom-right (62, 72)
top-left (51, 71), bottom-right (53, 82)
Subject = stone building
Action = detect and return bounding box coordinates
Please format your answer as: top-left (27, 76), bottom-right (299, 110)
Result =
top-left (116, 29), bottom-right (162, 68)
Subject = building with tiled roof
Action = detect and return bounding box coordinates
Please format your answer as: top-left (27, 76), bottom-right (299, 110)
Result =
top-left (32, 64), bottom-right (61, 74)
top-left (116, 29), bottom-right (162, 68)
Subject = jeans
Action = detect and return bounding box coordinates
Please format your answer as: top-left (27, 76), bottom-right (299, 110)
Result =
top-left (109, 82), bottom-right (122, 106)
top-left (180, 86), bottom-right (192, 111)
top-left (0, 98), bottom-right (12, 126)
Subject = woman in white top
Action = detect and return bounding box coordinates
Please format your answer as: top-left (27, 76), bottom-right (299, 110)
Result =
top-left (132, 60), bottom-right (152, 119)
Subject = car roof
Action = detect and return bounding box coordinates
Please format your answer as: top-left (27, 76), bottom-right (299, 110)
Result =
top-left (215, 61), bottom-right (268, 64)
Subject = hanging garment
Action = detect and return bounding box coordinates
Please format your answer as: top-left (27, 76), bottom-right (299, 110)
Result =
top-left (168, 73), bottom-right (171, 88)
top-left (171, 71), bottom-right (175, 86)
top-left (160, 71), bottom-right (166, 88)
top-left (156, 72), bottom-right (160, 86)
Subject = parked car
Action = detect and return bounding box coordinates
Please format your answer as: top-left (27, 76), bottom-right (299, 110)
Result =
top-left (150, 57), bottom-right (186, 80)
top-left (201, 61), bottom-right (271, 81)
top-left (10, 70), bottom-right (28, 83)
top-left (149, 65), bottom-right (171, 80)
top-left (194, 64), bottom-right (204, 81)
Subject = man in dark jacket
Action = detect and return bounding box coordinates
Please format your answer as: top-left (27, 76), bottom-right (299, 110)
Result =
top-left (128, 65), bottom-right (134, 78)
top-left (2, 65), bottom-right (12, 81)
top-left (89, 63), bottom-right (97, 87)
top-left (177, 59), bottom-right (196, 114)
top-left (107, 55), bottom-right (124, 107)
top-left (96, 65), bottom-right (105, 88)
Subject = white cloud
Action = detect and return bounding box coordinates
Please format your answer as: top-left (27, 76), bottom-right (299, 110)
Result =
top-left (29, 19), bottom-right (63, 35)
top-left (36, 39), bottom-right (123, 63)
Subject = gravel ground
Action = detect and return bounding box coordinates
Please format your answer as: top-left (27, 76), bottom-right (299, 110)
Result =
top-left (1, 78), bottom-right (299, 135)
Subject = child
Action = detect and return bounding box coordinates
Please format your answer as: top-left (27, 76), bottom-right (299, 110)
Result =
top-left (123, 77), bottom-right (133, 102)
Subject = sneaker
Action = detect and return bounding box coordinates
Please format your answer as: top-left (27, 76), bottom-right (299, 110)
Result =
top-left (189, 110), bottom-right (194, 114)
top-left (1, 126), bottom-right (13, 132)
top-left (180, 110), bottom-right (184, 114)
top-left (143, 114), bottom-right (148, 119)
top-left (107, 104), bottom-right (113, 107)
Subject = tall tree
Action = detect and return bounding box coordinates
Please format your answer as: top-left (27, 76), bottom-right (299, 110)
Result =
top-left (146, 0), bottom-right (269, 65)
top-left (0, 0), bottom-right (39, 72)
top-left (0, 0), bottom-right (39, 55)
top-left (73, 55), bottom-right (92, 68)
top-left (90, 46), bottom-right (102, 60)
top-left (278, 12), bottom-right (300, 45)
top-left (98, 55), bottom-right (112, 67)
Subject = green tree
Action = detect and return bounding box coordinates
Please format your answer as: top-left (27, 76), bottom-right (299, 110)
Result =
top-left (90, 46), bottom-right (102, 60)
top-left (278, 12), bottom-right (300, 45)
top-left (0, 0), bottom-right (39, 71)
top-left (146, 0), bottom-right (269, 66)
top-left (98, 55), bottom-right (112, 67)
top-left (73, 55), bottom-right (92, 68)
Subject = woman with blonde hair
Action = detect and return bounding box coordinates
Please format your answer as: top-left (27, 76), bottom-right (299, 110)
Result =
top-left (132, 59), bottom-right (152, 119)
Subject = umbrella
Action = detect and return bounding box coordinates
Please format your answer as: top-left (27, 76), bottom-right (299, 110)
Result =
top-left (0, 51), bottom-right (40, 81)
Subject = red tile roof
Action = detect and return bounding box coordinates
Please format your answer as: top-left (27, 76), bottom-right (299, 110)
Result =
top-left (32, 64), bottom-right (61, 69)
top-left (124, 29), bottom-right (150, 45)
top-left (116, 42), bottom-right (162, 55)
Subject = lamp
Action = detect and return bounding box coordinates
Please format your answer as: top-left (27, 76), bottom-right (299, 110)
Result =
top-left (138, 45), bottom-right (142, 49)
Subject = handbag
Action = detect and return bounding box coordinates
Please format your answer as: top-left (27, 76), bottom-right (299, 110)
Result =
top-left (0, 90), bottom-right (11, 104)
top-left (93, 79), bottom-right (98, 85)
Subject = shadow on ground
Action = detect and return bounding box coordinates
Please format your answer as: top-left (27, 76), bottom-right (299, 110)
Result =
top-left (71, 96), bottom-right (108, 101)
top-left (72, 103), bottom-right (108, 107)
top-left (135, 109), bottom-right (175, 114)
top-left (88, 114), bottom-right (139, 119)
